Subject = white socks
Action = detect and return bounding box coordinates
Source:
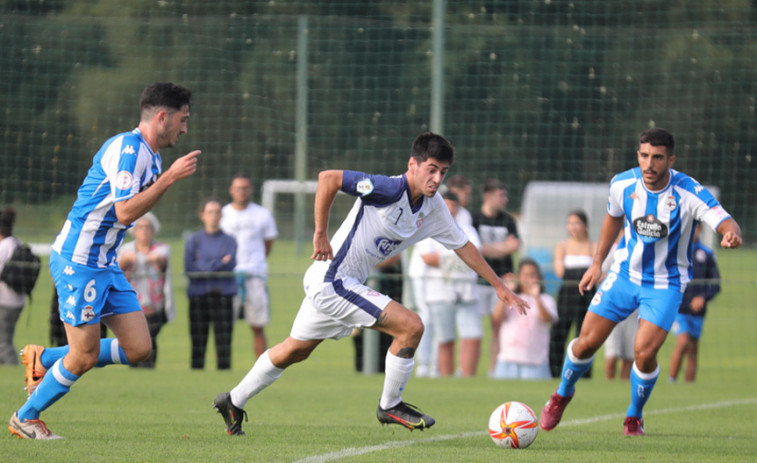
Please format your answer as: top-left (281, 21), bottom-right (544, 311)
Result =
top-left (379, 351), bottom-right (415, 409)
top-left (229, 350), bottom-right (283, 410)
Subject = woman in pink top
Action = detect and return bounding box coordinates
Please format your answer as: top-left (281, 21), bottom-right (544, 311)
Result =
top-left (492, 258), bottom-right (558, 380)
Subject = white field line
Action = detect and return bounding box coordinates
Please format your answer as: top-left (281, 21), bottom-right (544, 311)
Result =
top-left (293, 398), bottom-right (757, 463)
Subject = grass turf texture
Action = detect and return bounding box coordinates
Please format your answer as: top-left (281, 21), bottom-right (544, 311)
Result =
top-left (1, 240), bottom-right (755, 462)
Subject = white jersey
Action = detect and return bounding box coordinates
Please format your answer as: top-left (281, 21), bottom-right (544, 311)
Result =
top-left (220, 202), bottom-right (278, 276)
top-left (304, 171), bottom-right (469, 289)
top-left (607, 167), bottom-right (730, 288)
top-left (52, 129), bottom-right (161, 268)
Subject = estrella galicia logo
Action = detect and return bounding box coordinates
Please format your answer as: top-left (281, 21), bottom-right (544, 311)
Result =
top-left (374, 237), bottom-right (401, 256)
top-left (633, 214), bottom-right (668, 243)
top-left (139, 173), bottom-right (160, 192)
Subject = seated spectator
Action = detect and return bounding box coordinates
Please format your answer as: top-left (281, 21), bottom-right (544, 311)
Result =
top-left (185, 199), bottom-right (237, 370)
top-left (493, 258), bottom-right (558, 380)
top-left (118, 212), bottom-right (174, 368)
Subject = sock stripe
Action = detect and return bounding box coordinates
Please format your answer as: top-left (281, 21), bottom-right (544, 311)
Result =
top-left (111, 339), bottom-right (123, 364)
top-left (51, 359), bottom-right (78, 386)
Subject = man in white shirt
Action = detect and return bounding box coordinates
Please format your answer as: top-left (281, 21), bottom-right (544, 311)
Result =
top-left (221, 174), bottom-right (278, 358)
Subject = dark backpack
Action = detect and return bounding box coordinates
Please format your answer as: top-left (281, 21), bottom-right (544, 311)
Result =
top-left (0, 241), bottom-right (41, 296)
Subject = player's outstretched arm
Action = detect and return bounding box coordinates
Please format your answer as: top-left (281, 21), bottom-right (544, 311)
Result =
top-left (311, 170), bottom-right (343, 261)
top-left (579, 213), bottom-right (623, 295)
top-left (115, 150), bottom-right (201, 226)
top-left (717, 218), bottom-right (742, 249)
top-left (454, 241), bottom-right (530, 315)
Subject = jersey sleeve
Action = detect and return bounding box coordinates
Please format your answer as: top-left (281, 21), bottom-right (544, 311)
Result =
top-left (341, 170), bottom-right (405, 206)
top-left (427, 194), bottom-right (469, 250)
top-left (106, 133), bottom-right (146, 203)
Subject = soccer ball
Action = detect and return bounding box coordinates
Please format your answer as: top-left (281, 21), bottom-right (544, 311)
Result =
top-left (488, 401), bottom-right (539, 449)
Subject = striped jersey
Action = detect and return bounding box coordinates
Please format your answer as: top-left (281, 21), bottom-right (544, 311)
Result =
top-left (607, 167), bottom-right (730, 289)
top-left (304, 170), bottom-right (469, 288)
top-left (51, 129), bottom-right (162, 268)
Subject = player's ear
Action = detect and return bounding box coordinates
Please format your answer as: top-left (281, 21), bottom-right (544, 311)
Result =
top-left (668, 154), bottom-right (676, 168)
top-left (408, 157), bottom-right (417, 172)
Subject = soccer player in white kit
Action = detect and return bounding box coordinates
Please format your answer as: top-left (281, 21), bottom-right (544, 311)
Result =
top-left (540, 128), bottom-right (743, 437)
top-left (9, 83), bottom-right (201, 440)
top-left (213, 132), bottom-right (529, 435)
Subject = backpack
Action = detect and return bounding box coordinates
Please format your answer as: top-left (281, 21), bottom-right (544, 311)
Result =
top-left (0, 240), bottom-right (41, 296)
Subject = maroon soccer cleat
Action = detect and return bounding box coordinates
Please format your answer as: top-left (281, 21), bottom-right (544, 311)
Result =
top-left (539, 391), bottom-right (573, 431)
top-left (623, 416), bottom-right (645, 436)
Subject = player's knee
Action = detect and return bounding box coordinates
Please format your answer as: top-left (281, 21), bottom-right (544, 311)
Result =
top-left (128, 340), bottom-right (153, 363)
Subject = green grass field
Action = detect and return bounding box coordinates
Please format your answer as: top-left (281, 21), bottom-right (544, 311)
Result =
top-left (1, 241), bottom-right (756, 462)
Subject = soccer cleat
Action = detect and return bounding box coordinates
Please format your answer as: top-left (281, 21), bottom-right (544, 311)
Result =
top-left (539, 391), bottom-right (573, 431)
top-left (213, 392), bottom-right (248, 436)
top-left (21, 345), bottom-right (47, 397)
top-left (377, 401), bottom-right (435, 431)
top-left (623, 416), bottom-right (645, 436)
top-left (8, 413), bottom-right (63, 440)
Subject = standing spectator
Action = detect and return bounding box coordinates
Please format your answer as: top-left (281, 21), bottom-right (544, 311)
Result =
top-left (407, 239), bottom-right (437, 378)
top-left (668, 223), bottom-right (721, 383)
top-left (416, 192), bottom-right (483, 377)
top-left (185, 199), bottom-right (237, 370)
top-left (493, 258), bottom-right (558, 380)
top-left (445, 175), bottom-right (473, 228)
top-left (472, 179), bottom-right (520, 375)
top-left (221, 174), bottom-right (278, 359)
top-left (0, 207), bottom-right (26, 365)
top-left (604, 310), bottom-right (638, 380)
top-left (118, 212), bottom-right (174, 368)
top-left (549, 210), bottom-right (596, 378)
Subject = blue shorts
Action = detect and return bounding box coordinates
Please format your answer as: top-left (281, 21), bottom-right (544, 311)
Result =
top-left (588, 271), bottom-right (684, 332)
top-left (50, 252), bottom-right (141, 327)
top-left (672, 313), bottom-right (705, 339)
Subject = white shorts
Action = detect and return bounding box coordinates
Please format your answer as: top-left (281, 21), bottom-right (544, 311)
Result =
top-left (234, 276), bottom-right (270, 327)
top-left (290, 277), bottom-right (392, 341)
top-left (604, 309), bottom-right (638, 360)
top-left (477, 284), bottom-right (497, 316)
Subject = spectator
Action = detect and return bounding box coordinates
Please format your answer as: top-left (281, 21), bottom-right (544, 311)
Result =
top-left (0, 207), bottom-right (26, 365)
top-left (445, 175), bottom-right (473, 228)
top-left (118, 212), bottom-right (174, 368)
top-left (668, 223), bottom-right (721, 383)
top-left (407, 240), bottom-right (438, 378)
top-left (221, 173), bottom-right (278, 359)
top-left (549, 210), bottom-right (596, 378)
top-left (185, 199), bottom-right (237, 370)
top-left (472, 179), bottom-right (520, 375)
top-left (493, 258), bottom-right (558, 380)
top-left (604, 310), bottom-right (638, 380)
top-left (416, 192), bottom-right (483, 377)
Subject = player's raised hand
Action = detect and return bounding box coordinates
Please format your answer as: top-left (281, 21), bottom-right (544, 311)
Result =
top-left (496, 285), bottom-right (530, 316)
top-left (311, 232), bottom-right (333, 261)
top-left (720, 231), bottom-right (742, 249)
top-left (165, 150), bottom-right (201, 183)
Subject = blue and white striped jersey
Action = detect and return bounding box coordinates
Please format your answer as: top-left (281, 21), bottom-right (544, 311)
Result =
top-left (607, 167), bottom-right (731, 289)
top-left (51, 129), bottom-right (162, 268)
top-left (304, 170), bottom-right (469, 287)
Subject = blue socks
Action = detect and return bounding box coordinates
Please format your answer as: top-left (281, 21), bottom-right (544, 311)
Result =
top-left (17, 359), bottom-right (80, 421)
top-left (556, 339), bottom-right (594, 397)
top-left (40, 339), bottom-right (129, 369)
top-left (627, 362), bottom-right (659, 418)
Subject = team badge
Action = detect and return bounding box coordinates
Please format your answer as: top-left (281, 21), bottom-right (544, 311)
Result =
top-left (115, 170), bottom-right (133, 190)
top-left (82, 306), bottom-right (96, 322)
top-left (666, 196), bottom-right (677, 210)
top-left (416, 212), bottom-right (425, 228)
top-left (356, 178), bottom-right (374, 196)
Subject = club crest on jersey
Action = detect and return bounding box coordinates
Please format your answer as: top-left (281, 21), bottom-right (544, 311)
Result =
top-left (375, 237), bottom-right (401, 256)
top-left (633, 214), bottom-right (668, 243)
top-left (115, 171), bottom-right (133, 190)
top-left (82, 306), bottom-right (96, 322)
top-left (416, 212), bottom-right (425, 229)
top-left (356, 178), bottom-right (374, 196)
top-left (665, 196), bottom-right (677, 210)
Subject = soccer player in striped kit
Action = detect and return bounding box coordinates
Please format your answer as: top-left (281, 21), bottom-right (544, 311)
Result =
top-left (9, 83), bottom-right (201, 440)
top-left (539, 128), bottom-right (742, 436)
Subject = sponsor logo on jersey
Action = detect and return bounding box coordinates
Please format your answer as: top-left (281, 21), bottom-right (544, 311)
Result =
top-left (694, 184), bottom-right (704, 195)
top-left (65, 310), bottom-right (75, 321)
top-left (63, 265), bottom-right (75, 276)
top-left (374, 237), bottom-right (401, 256)
top-left (121, 144), bottom-right (136, 155)
top-left (115, 170), bottom-right (133, 190)
top-left (633, 214), bottom-right (668, 243)
top-left (65, 295), bottom-right (76, 306)
top-left (139, 173), bottom-right (159, 193)
top-left (82, 306), bottom-right (96, 322)
top-left (591, 291), bottom-right (602, 305)
top-left (356, 178), bottom-right (374, 196)
top-left (710, 205), bottom-right (729, 222)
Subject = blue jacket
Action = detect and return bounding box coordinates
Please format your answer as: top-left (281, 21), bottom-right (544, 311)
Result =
top-left (678, 240), bottom-right (720, 317)
top-left (184, 229), bottom-right (238, 297)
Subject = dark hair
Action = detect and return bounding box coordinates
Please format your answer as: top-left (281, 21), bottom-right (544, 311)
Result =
top-left (198, 197), bottom-right (222, 215)
top-left (0, 207), bottom-right (16, 236)
top-left (140, 82), bottom-right (192, 115)
top-left (442, 191), bottom-right (460, 203)
top-left (411, 132), bottom-right (455, 165)
top-left (516, 257), bottom-right (544, 294)
top-left (568, 209), bottom-right (589, 228)
top-left (639, 128), bottom-right (675, 154)
top-left (231, 172), bottom-right (252, 183)
top-left (482, 178), bottom-right (506, 194)
top-left (446, 175), bottom-right (470, 189)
